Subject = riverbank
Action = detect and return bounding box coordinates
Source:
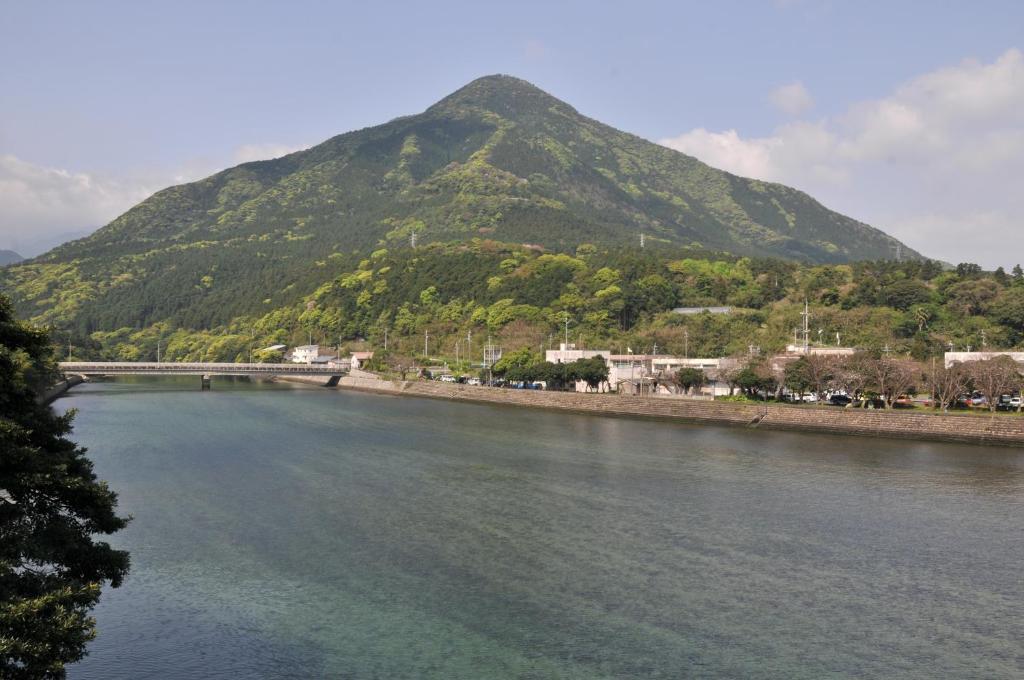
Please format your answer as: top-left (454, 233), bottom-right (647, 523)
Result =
top-left (38, 374), bottom-right (84, 405)
top-left (335, 375), bottom-right (1024, 447)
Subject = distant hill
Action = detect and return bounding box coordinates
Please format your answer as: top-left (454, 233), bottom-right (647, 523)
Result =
top-left (1, 75), bottom-right (922, 332)
top-left (0, 250), bottom-right (23, 266)
top-left (14, 228), bottom-right (96, 259)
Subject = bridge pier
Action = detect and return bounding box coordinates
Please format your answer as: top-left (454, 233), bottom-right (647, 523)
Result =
top-left (201, 374), bottom-right (211, 390)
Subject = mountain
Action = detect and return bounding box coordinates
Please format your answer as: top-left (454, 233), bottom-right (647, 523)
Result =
top-left (0, 250), bottom-right (24, 266)
top-left (12, 228), bottom-right (96, 259)
top-left (1, 75), bottom-right (921, 332)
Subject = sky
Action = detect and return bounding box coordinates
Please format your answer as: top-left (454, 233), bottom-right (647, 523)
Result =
top-left (1, 0), bottom-right (1022, 266)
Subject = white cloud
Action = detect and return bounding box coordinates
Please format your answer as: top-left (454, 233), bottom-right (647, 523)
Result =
top-left (0, 154), bottom-right (152, 252)
top-left (0, 141), bottom-right (309, 255)
top-left (660, 48), bottom-right (1024, 268)
top-left (769, 81), bottom-right (814, 116)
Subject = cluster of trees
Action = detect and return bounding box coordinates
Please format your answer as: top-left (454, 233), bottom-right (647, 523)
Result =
top-left (12, 239), bottom-right (1023, 369)
top-left (0, 294), bottom-right (129, 676)
top-left (490, 347), bottom-right (609, 391)
top-left (717, 351), bottom-right (1023, 412)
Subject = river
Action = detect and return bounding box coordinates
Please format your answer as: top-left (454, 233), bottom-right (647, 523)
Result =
top-left (64, 378), bottom-right (1023, 679)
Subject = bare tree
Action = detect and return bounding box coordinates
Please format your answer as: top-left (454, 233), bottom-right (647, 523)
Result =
top-left (715, 356), bottom-right (744, 396)
top-left (830, 353), bottom-right (871, 407)
top-left (804, 353), bottom-right (836, 401)
top-left (864, 356), bottom-right (920, 409)
top-left (962, 356), bottom-right (1021, 413)
top-left (927, 361), bottom-right (970, 412)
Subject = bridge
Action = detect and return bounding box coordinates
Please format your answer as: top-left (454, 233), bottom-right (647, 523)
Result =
top-left (59, 362), bottom-right (349, 389)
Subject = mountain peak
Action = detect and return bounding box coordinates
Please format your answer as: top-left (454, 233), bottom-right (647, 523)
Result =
top-left (427, 74), bottom-right (575, 118)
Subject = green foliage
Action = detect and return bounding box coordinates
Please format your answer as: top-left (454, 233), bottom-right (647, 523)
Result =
top-left (0, 295), bottom-right (129, 676)
top-left (673, 367), bottom-right (706, 393)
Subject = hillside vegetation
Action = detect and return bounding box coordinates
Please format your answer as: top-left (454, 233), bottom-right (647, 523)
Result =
top-left (1, 75), bottom-right (921, 343)
top-left (40, 240), bottom-right (1024, 365)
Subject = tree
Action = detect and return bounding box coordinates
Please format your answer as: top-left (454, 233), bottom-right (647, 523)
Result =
top-left (784, 354), bottom-right (834, 401)
top-left (863, 356), bottom-right (919, 409)
top-left (830, 353), bottom-right (872, 407)
top-left (955, 262), bottom-right (982, 278)
top-left (673, 367), bottom-right (706, 395)
top-left (568, 356), bottom-right (609, 392)
top-left (881, 279), bottom-right (931, 310)
top-left (927, 361), bottom-right (969, 412)
top-left (783, 359), bottom-right (813, 400)
top-left (491, 347), bottom-right (540, 378)
top-left (962, 356), bottom-right (1021, 413)
top-left (1, 295), bottom-right (130, 677)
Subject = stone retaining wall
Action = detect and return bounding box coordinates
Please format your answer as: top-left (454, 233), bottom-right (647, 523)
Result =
top-left (338, 377), bottom-right (1024, 447)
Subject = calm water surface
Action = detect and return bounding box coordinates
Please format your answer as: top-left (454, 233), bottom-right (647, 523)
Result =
top-left (64, 378), bottom-right (1024, 679)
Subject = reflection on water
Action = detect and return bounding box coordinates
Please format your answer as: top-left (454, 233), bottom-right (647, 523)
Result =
top-left (64, 378), bottom-right (1024, 679)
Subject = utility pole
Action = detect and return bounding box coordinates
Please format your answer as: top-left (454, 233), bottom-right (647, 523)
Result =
top-left (384, 328), bottom-right (388, 351)
top-left (424, 329), bottom-right (429, 357)
top-left (640, 232), bottom-right (645, 249)
top-left (684, 328), bottom-right (689, 358)
top-left (67, 332), bottom-right (72, 361)
top-left (801, 300), bottom-right (811, 353)
top-left (563, 314), bottom-right (570, 348)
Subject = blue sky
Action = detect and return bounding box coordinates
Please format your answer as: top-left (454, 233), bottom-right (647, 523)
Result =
top-left (2, 1), bottom-right (1022, 265)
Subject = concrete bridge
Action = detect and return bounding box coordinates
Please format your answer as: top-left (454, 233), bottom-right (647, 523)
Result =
top-left (59, 362), bottom-right (349, 390)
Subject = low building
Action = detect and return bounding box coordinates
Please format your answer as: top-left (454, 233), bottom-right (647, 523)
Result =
top-left (310, 353), bottom-right (337, 365)
top-left (545, 343), bottom-right (609, 364)
top-left (290, 345), bottom-right (320, 364)
top-left (350, 351), bottom-right (375, 369)
top-left (608, 355), bottom-right (733, 397)
top-left (784, 344), bottom-right (857, 357)
top-left (944, 351), bottom-right (1024, 369)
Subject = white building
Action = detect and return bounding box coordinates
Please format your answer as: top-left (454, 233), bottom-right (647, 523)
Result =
top-left (544, 343), bottom-right (610, 364)
top-left (290, 345), bottom-right (320, 364)
top-left (784, 344), bottom-right (857, 356)
top-left (350, 351), bottom-right (374, 369)
top-left (944, 351), bottom-right (1024, 369)
top-left (608, 355), bottom-right (733, 397)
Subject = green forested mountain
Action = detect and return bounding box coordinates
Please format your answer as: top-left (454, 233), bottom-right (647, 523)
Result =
top-left (1, 75), bottom-right (920, 337)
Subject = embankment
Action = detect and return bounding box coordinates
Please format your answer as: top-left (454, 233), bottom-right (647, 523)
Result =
top-left (337, 376), bottom-right (1024, 447)
top-left (38, 374), bottom-right (84, 406)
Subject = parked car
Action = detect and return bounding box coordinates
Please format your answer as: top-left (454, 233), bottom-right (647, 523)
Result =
top-left (439, 374), bottom-right (457, 383)
top-left (828, 394), bottom-right (852, 407)
top-left (467, 377), bottom-right (482, 386)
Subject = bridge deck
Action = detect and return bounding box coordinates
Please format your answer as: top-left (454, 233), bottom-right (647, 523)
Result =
top-left (59, 362), bottom-right (347, 376)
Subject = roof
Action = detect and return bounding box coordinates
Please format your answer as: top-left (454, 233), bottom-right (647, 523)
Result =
top-left (672, 306), bottom-right (732, 314)
top-left (351, 351), bottom-right (375, 359)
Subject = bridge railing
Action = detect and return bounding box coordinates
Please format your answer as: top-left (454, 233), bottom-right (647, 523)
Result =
top-left (59, 362), bottom-right (349, 375)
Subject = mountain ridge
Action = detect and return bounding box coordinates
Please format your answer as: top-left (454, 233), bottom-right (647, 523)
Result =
top-left (2, 74), bottom-right (923, 332)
